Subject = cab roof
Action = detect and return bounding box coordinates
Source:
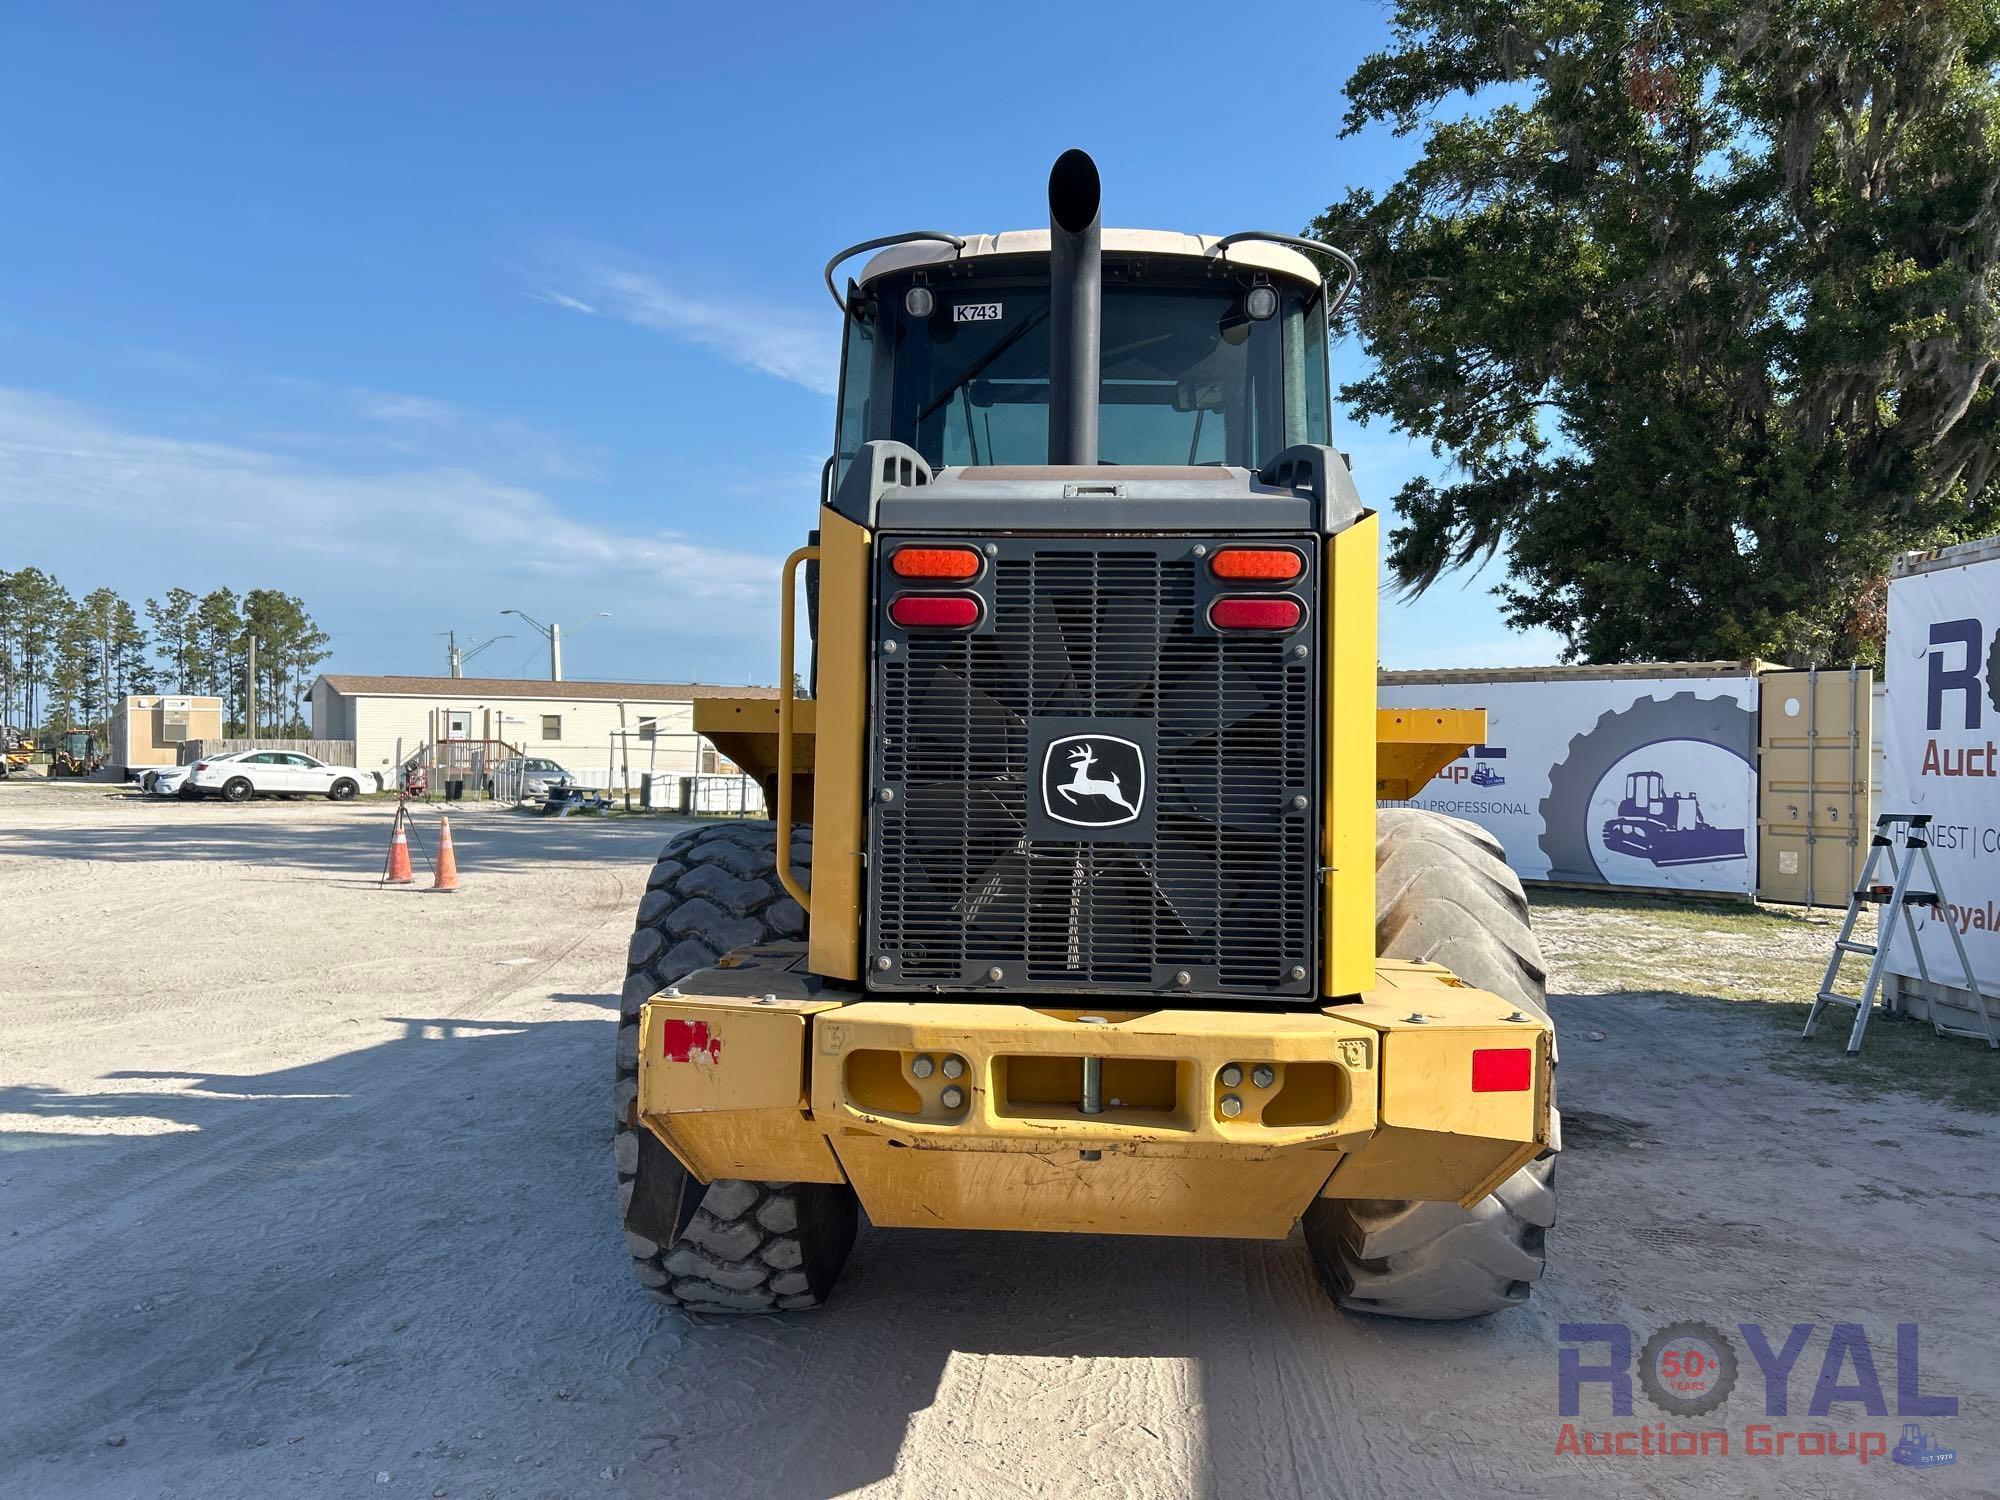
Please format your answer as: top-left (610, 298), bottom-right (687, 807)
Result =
top-left (858, 228), bottom-right (1324, 291)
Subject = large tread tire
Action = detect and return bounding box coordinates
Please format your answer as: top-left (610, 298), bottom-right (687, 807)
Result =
top-left (1372, 806), bottom-right (1548, 1018)
top-left (1305, 807), bottom-right (1557, 1320)
top-left (615, 821), bottom-right (858, 1313)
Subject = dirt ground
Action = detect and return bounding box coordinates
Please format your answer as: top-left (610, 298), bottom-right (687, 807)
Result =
top-left (1, 786), bottom-right (1995, 1499)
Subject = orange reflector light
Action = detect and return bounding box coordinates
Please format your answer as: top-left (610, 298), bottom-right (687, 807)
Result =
top-left (1209, 596), bottom-right (1303, 632)
top-left (890, 593), bottom-right (981, 629)
top-left (1210, 547), bottom-right (1304, 582)
top-left (1470, 1047), bottom-right (1533, 1092)
top-left (891, 546), bottom-right (982, 580)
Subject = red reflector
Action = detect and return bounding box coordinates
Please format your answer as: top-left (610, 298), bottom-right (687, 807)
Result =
top-left (891, 546), bottom-right (982, 580)
top-left (1471, 1047), bottom-right (1533, 1092)
top-left (1209, 596), bottom-right (1303, 631)
top-left (1211, 547), bottom-right (1304, 582)
top-left (890, 593), bottom-right (981, 629)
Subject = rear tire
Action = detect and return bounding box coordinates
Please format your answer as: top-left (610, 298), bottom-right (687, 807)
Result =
top-left (221, 777), bottom-right (253, 803)
top-left (617, 822), bottom-right (856, 1312)
top-left (1304, 807), bottom-right (1557, 1320)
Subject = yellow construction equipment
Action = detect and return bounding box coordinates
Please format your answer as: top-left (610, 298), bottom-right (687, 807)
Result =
top-left (46, 729), bottom-right (103, 778)
top-left (615, 151), bottom-right (1556, 1319)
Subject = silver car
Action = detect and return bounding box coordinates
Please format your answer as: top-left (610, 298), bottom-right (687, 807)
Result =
top-left (495, 756), bottom-right (574, 800)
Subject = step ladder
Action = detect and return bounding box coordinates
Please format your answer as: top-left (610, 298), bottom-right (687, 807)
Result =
top-left (1804, 814), bottom-right (1997, 1055)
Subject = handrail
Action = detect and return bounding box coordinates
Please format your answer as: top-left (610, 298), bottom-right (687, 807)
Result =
top-left (823, 231), bottom-right (967, 313)
top-left (1213, 231), bottom-right (1360, 318)
top-left (775, 545), bottom-right (820, 914)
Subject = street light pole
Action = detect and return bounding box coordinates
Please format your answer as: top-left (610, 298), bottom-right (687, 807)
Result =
top-left (500, 610), bottom-right (608, 683)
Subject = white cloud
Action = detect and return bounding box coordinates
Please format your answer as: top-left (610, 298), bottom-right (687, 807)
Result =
top-left (542, 266), bottom-right (837, 395)
top-left (0, 389), bottom-right (785, 680)
top-left (350, 389), bottom-right (463, 425)
top-left (529, 289), bottom-right (597, 316)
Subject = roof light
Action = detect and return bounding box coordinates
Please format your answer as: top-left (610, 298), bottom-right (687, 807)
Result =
top-left (1245, 284), bottom-right (1279, 321)
top-left (1470, 1047), bottom-right (1533, 1093)
top-left (891, 546), bottom-right (982, 580)
top-left (904, 285), bottom-right (936, 319)
top-left (1209, 597), bottom-right (1303, 632)
top-left (890, 594), bottom-right (981, 629)
top-left (1210, 547), bottom-right (1304, 582)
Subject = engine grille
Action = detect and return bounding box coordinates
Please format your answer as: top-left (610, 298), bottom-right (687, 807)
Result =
top-left (868, 535), bottom-right (1317, 1001)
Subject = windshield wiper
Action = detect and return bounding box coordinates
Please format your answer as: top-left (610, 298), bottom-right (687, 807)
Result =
top-left (914, 305), bottom-right (1051, 426)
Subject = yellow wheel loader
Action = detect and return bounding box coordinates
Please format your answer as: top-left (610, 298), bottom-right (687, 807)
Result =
top-left (616, 151), bottom-right (1557, 1319)
top-left (47, 730), bottom-right (104, 778)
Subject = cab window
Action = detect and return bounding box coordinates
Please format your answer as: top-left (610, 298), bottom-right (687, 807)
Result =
top-left (835, 270), bottom-right (1331, 474)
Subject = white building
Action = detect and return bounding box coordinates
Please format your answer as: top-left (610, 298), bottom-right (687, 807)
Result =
top-left (307, 674), bottom-right (775, 786)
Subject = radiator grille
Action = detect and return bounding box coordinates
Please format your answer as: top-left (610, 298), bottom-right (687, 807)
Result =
top-left (868, 536), bottom-right (1317, 1001)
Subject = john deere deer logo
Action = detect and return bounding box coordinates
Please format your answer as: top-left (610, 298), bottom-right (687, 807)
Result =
top-left (1042, 735), bottom-right (1145, 828)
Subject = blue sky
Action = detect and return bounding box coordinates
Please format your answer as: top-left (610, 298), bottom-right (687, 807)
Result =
top-left (0, 1), bottom-right (1562, 690)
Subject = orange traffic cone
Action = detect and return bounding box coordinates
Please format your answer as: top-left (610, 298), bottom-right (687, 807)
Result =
top-left (433, 816), bottom-right (460, 892)
top-left (384, 816), bottom-right (415, 885)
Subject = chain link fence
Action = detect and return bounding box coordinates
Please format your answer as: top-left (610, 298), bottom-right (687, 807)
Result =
top-left (412, 729), bottom-right (765, 815)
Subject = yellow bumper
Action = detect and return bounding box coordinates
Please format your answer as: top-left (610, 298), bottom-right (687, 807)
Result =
top-left (636, 950), bottom-right (1553, 1240)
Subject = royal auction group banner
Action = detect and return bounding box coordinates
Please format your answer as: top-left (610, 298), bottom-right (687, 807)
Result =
top-left (1882, 541), bottom-right (2000, 997)
top-left (1378, 674), bottom-right (1759, 896)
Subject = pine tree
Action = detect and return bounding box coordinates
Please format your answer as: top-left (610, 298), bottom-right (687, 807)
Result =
top-left (146, 588), bottom-right (199, 692)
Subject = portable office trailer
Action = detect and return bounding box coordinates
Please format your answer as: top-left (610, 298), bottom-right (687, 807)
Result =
top-left (108, 695), bottom-right (224, 777)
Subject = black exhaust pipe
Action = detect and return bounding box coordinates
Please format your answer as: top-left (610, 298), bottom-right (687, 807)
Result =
top-left (1046, 148), bottom-right (1101, 466)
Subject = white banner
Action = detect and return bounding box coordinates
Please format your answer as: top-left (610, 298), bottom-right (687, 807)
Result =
top-left (1379, 676), bottom-right (1759, 894)
top-left (1882, 549), bottom-right (2000, 995)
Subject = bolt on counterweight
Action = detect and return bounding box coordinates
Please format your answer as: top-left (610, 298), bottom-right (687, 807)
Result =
top-left (1078, 1015), bottom-right (1108, 1114)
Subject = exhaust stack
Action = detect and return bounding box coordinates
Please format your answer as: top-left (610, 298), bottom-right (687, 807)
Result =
top-left (1046, 148), bottom-right (1101, 467)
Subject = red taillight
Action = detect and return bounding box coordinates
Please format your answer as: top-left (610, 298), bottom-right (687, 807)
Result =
top-left (1210, 547), bottom-right (1304, 583)
top-left (890, 593), bottom-right (981, 629)
top-left (1208, 596), bottom-right (1303, 632)
top-left (193, 762), bottom-right (209, 772)
top-left (891, 546), bottom-right (982, 580)
top-left (1470, 1047), bottom-right (1534, 1093)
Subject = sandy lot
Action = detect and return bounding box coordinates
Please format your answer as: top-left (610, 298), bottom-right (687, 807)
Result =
top-left (1, 787), bottom-right (1995, 1499)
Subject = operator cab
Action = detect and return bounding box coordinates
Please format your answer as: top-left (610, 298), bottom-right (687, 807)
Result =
top-left (828, 194), bottom-right (1342, 486)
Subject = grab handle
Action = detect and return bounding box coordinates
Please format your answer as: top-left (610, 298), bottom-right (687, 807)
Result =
top-left (775, 546), bottom-right (820, 914)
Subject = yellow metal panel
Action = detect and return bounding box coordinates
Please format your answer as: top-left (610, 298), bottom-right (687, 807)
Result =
top-left (1324, 960), bottom-right (1551, 1204)
top-left (636, 990), bottom-right (847, 1184)
top-left (691, 696), bottom-right (816, 792)
top-left (829, 1137), bottom-right (1336, 1239)
top-left (810, 1002), bottom-right (1380, 1154)
top-left (638, 996), bottom-right (832, 1114)
top-left (1323, 1127), bottom-right (1539, 1205)
top-left (808, 508), bottom-right (871, 981)
top-left (1376, 707), bottom-right (1487, 801)
top-left (1322, 515), bottom-right (1379, 999)
top-left (657, 1109), bottom-right (846, 1184)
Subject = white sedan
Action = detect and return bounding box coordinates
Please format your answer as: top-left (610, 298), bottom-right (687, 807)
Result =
top-left (188, 751), bottom-right (380, 802)
top-left (148, 752), bottom-right (249, 798)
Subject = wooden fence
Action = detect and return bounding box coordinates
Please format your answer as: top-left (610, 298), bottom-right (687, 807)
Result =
top-left (180, 738), bottom-right (358, 766)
